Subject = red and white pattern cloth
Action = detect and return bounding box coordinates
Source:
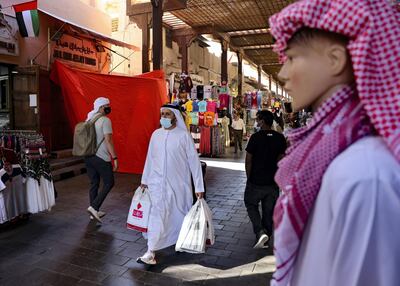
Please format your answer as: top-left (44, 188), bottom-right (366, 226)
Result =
top-left (269, 1), bottom-right (400, 285)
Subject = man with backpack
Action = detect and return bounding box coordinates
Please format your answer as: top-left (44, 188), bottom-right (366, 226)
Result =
top-left (75, 97), bottom-right (117, 223)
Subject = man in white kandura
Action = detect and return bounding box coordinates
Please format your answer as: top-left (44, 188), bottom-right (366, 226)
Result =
top-left (138, 104), bottom-right (205, 265)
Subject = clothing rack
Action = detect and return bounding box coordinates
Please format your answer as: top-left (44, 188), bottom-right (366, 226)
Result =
top-left (0, 129), bottom-right (55, 225)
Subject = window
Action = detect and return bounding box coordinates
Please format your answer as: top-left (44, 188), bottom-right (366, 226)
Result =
top-left (165, 28), bottom-right (173, 49)
top-left (112, 18), bottom-right (119, 32)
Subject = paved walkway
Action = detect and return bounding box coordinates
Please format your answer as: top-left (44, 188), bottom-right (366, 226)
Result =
top-left (0, 149), bottom-right (275, 286)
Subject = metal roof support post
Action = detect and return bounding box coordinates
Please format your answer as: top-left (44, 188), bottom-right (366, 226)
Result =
top-left (151, 0), bottom-right (163, 70)
top-left (221, 40), bottom-right (228, 83)
top-left (258, 65), bottom-right (262, 90)
top-left (237, 52), bottom-right (243, 96)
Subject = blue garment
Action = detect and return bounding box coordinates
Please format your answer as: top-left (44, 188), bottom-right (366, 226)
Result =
top-left (198, 100), bottom-right (207, 112)
top-left (193, 101), bottom-right (199, 112)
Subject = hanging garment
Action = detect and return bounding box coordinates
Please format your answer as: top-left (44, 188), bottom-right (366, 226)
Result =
top-left (0, 176), bottom-right (7, 224)
top-left (250, 109), bottom-right (258, 119)
top-left (219, 85), bottom-right (229, 95)
top-left (246, 93), bottom-right (252, 110)
top-left (184, 100), bottom-right (193, 112)
top-left (198, 100), bottom-right (207, 112)
top-left (204, 85), bottom-right (213, 99)
top-left (197, 85), bottom-right (204, 100)
top-left (257, 91), bottom-right (263, 109)
top-left (207, 101), bottom-right (218, 113)
top-left (219, 94), bottom-right (230, 109)
top-left (190, 112), bottom-right (199, 126)
top-left (141, 127), bottom-right (204, 251)
top-left (200, 127), bottom-right (211, 155)
top-left (221, 116), bottom-right (231, 147)
top-left (204, 112), bottom-right (215, 127)
top-left (191, 86), bottom-right (197, 100)
top-left (198, 112), bottom-right (205, 126)
top-left (1, 166), bottom-right (27, 220)
top-left (39, 177), bottom-right (55, 211)
top-left (211, 86), bottom-right (219, 99)
top-left (251, 93), bottom-right (258, 109)
top-left (190, 125), bottom-right (201, 152)
top-left (192, 100), bottom-right (199, 112)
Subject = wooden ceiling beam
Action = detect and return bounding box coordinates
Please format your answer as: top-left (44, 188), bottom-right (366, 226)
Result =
top-left (126, 0), bottom-right (187, 16)
top-left (242, 44), bottom-right (273, 50)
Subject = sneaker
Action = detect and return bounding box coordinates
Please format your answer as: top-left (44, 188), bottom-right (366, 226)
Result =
top-left (90, 211), bottom-right (106, 220)
top-left (262, 241), bottom-right (270, 249)
top-left (136, 250), bottom-right (156, 265)
top-left (253, 231), bottom-right (269, 249)
top-left (87, 206), bottom-right (102, 223)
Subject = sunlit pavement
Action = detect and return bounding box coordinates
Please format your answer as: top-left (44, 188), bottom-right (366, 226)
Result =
top-left (0, 146), bottom-right (275, 286)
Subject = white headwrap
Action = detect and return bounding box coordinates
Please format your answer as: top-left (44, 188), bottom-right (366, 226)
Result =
top-left (86, 97), bottom-right (110, 121)
top-left (160, 105), bottom-right (187, 131)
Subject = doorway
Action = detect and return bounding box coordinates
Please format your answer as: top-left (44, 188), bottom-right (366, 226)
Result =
top-left (0, 65), bottom-right (11, 128)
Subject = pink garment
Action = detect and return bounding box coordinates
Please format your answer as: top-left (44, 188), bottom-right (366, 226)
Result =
top-left (219, 94), bottom-right (229, 109)
top-left (207, 101), bottom-right (217, 113)
top-left (251, 93), bottom-right (258, 109)
top-left (269, 1), bottom-right (400, 285)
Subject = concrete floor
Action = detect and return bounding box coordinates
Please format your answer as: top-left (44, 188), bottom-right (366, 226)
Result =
top-left (0, 148), bottom-right (275, 286)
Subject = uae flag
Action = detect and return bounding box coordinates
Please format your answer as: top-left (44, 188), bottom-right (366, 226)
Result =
top-left (13, 1), bottom-right (39, 37)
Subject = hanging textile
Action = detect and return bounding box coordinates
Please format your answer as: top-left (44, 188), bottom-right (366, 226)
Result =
top-left (50, 61), bottom-right (168, 174)
top-left (221, 116), bottom-right (231, 147)
top-left (200, 127), bottom-right (211, 156)
top-left (0, 131), bottom-right (55, 224)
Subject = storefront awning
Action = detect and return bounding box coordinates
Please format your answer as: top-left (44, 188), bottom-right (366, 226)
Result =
top-left (62, 24), bottom-right (140, 51)
top-left (37, 0), bottom-right (139, 51)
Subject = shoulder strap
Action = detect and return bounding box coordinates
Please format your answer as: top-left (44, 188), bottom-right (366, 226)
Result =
top-left (91, 114), bottom-right (105, 152)
top-left (90, 113), bottom-right (104, 124)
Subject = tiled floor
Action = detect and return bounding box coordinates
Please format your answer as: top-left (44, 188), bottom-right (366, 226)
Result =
top-left (0, 147), bottom-right (275, 285)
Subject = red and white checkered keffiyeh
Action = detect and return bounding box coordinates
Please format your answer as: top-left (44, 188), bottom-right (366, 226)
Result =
top-left (269, 1), bottom-right (400, 285)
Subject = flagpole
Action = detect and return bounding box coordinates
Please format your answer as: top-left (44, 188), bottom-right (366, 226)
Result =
top-left (30, 22), bottom-right (66, 66)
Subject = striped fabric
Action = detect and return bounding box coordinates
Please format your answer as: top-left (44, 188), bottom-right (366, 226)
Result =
top-left (13, 1), bottom-right (39, 38)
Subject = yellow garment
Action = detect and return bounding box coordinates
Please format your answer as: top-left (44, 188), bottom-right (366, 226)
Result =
top-left (185, 100), bottom-right (193, 112)
top-left (185, 111), bottom-right (192, 128)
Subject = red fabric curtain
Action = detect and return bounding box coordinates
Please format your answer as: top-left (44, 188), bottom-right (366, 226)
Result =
top-left (50, 60), bottom-right (168, 174)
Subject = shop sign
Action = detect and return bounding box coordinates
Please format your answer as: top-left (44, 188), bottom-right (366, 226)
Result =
top-left (172, 72), bottom-right (204, 85)
top-left (52, 34), bottom-right (98, 70)
top-left (190, 74), bottom-right (204, 85)
top-left (0, 13), bottom-right (19, 56)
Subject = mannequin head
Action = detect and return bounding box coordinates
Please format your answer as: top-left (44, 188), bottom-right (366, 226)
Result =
top-left (278, 28), bottom-right (354, 112)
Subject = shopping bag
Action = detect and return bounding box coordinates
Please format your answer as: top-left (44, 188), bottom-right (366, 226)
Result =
top-left (126, 186), bottom-right (151, 233)
top-left (175, 199), bottom-right (207, 254)
top-left (201, 199), bottom-right (215, 246)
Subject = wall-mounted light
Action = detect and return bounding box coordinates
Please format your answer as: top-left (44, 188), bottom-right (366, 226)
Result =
top-left (95, 43), bottom-right (106, 52)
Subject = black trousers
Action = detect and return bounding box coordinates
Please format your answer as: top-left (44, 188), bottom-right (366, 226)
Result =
top-left (244, 182), bottom-right (279, 236)
top-left (232, 129), bottom-right (243, 152)
top-left (85, 156), bottom-right (115, 211)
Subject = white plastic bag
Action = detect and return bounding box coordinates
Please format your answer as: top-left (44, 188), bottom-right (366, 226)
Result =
top-left (175, 198), bottom-right (214, 253)
top-left (126, 186), bottom-right (151, 233)
top-left (175, 199), bottom-right (207, 253)
top-left (202, 199), bottom-right (215, 246)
